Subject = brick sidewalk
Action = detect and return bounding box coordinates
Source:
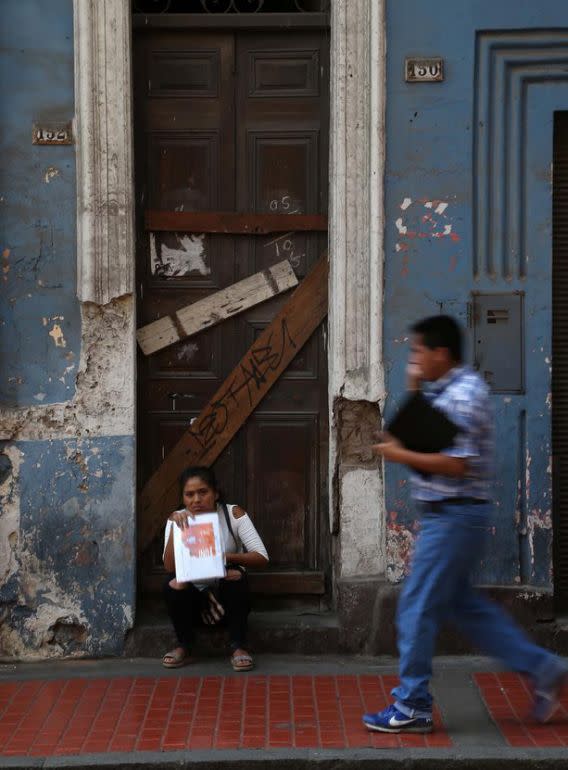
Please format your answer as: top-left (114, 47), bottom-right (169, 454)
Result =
top-left (2, 661), bottom-right (568, 765)
top-left (474, 672), bottom-right (568, 747)
top-left (0, 674), bottom-right (450, 757)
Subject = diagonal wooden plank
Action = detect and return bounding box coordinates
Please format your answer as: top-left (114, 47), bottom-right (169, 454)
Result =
top-left (138, 255), bottom-right (328, 553)
top-left (136, 259), bottom-right (298, 356)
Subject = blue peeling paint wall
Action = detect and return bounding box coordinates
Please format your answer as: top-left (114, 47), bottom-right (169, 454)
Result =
top-left (385, 0), bottom-right (568, 591)
top-left (4, 438), bottom-right (135, 656)
top-left (0, 0), bottom-right (80, 406)
top-left (0, 1), bottom-right (135, 658)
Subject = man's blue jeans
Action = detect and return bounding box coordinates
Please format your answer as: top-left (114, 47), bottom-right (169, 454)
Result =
top-left (392, 500), bottom-right (561, 717)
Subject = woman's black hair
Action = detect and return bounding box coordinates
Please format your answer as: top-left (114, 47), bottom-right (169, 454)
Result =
top-left (179, 466), bottom-right (223, 505)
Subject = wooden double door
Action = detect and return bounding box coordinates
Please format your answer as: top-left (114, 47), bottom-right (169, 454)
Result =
top-left (134, 24), bottom-right (330, 601)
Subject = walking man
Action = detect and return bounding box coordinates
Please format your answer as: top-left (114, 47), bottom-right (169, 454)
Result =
top-left (363, 315), bottom-right (567, 734)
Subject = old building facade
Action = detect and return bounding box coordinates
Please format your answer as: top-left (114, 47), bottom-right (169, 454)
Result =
top-left (0, 0), bottom-right (566, 658)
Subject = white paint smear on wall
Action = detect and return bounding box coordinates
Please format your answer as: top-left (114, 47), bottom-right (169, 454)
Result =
top-left (150, 233), bottom-right (210, 278)
top-left (48, 323), bottom-right (66, 348)
top-left (44, 167), bottom-right (60, 184)
top-left (176, 342), bottom-right (199, 362)
top-left (395, 218), bottom-right (407, 235)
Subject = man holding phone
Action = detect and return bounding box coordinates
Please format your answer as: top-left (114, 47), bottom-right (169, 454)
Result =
top-left (363, 315), bottom-right (567, 734)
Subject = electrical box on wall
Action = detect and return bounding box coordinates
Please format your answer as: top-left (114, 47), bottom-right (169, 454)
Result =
top-left (471, 292), bottom-right (524, 393)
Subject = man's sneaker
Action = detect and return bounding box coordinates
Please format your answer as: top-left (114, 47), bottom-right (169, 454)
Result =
top-left (531, 666), bottom-right (568, 723)
top-left (362, 704), bottom-right (433, 733)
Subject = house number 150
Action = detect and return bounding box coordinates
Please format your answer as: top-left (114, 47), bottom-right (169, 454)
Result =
top-left (405, 58), bottom-right (444, 83)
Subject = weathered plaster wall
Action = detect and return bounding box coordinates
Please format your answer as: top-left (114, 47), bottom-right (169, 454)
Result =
top-left (334, 400), bottom-right (383, 577)
top-left (0, 0), bottom-right (136, 659)
top-left (0, 437), bottom-right (134, 659)
top-left (1, 299), bottom-right (135, 441)
top-left (0, 0), bottom-right (80, 407)
top-left (384, 0), bottom-right (568, 589)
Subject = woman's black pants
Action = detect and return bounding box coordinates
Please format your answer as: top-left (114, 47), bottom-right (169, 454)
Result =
top-left (163, 574), bottom-right (251, 652)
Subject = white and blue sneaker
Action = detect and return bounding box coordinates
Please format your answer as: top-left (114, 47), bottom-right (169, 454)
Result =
top-left (362, 704), bottom-right (433, 733)
top-left (531, 663), bottom-right (568, 723)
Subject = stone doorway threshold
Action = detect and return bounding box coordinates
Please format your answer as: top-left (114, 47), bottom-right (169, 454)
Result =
top-left (124, 604), bottom-right (341, 658)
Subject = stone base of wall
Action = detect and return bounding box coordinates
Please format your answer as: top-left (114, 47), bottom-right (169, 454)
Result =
top-left (124, 581), bottom-right (567, 659)
top-left (336, 576), bottom-right (568, 656)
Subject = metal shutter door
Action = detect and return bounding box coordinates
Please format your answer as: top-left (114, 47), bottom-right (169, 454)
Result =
top-left (553, 112), bottom-right (568, 610)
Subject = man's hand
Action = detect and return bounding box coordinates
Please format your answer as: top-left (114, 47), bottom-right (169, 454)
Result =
top-left (371, 436), bottom-right (406, 464)
top-left (406, 362), bottom-right (423, 391)
top-left (372, 438), bottom-right (468, 477)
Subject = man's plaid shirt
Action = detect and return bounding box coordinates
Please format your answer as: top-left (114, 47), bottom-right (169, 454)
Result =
top-left (411, 365), bottom-right (494, 502)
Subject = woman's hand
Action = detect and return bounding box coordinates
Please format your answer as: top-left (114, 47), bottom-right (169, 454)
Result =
top-left (225, 568), bottom-right (244, 581)
top-left (201, 591), bottom-right (225, 625)
top-left (225, 550), bottom-right (268, 569)
top-left (169, 510), bottom-right (194, 529)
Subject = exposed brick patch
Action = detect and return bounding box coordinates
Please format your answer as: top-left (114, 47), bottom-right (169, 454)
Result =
top-left (335, 399), bottom-right (381, 469)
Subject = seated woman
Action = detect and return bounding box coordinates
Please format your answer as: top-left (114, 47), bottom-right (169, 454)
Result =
top-left (162, 465), bottom-right (269, 671)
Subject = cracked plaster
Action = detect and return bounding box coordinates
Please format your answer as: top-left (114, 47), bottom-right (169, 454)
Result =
top-left (0, 296), bottom-right (135, 441)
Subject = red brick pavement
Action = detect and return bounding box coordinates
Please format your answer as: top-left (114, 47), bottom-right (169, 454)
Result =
top-left (474, 672), bottom-right (568, 747)
top-left (0, 674), bottom-right (450, 756)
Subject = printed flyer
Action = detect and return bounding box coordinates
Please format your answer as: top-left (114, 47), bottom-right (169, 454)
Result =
top-left (173, 512), bottom-right (226, 582)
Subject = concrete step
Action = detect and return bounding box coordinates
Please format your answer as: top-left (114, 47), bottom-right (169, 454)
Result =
top-left (124, 608), bottom-right (341, 657)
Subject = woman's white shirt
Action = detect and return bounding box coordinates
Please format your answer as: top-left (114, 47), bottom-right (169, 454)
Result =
top-left (163, 503), bottom-right (268, 562)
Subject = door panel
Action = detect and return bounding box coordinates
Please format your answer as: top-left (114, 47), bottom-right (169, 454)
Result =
top-left (245, 414), bottom-right (319, 569)
top-left (235, 32), bottom-right (329, 586)
top-left (135, 27), bottom-right (329, 598)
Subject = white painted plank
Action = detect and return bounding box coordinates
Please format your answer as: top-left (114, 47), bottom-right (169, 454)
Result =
top-left (136, 259), bottom-right (298, 355)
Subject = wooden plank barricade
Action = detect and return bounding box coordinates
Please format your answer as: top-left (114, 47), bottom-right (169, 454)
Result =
top-left (137, 255), bottom-right (329, 553)
top-left (136, 259), bottom-right (298, 356)
top-left (146, 210), bottom-right (328, 234)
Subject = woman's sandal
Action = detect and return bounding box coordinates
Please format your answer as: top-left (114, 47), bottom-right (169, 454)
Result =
top-left (231, 650), bottom-right (254, 672)
top-left (162, 647), bottom-right (190, 668)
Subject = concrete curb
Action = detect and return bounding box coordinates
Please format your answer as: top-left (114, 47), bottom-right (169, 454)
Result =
top-left (2, 748), bottom-right (568, 770)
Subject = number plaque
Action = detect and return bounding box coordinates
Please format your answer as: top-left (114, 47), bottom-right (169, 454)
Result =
top-left (32, 122), bottom-right (73, 146)
top-left (405, 58), bottom-right (444, 83)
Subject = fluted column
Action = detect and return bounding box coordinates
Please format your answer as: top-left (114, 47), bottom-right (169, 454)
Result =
top-left (74, 0), bottom-right (135, 304)
top-left (329, 0), bottom-right (385, 403)
top-left (328, 0), bottom-right (386, 576)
